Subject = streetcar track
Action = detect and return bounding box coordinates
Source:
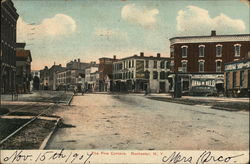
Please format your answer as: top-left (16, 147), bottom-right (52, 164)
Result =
top-left (0, 92), bottom-right (67, 146)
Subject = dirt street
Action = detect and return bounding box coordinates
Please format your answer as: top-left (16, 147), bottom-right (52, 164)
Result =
top-left (47, 94), bottom-right (249, 150)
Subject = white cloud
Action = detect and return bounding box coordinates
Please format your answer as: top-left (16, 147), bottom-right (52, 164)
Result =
top-left (94, 28), bottom-right (128, 40)
top-left (17, 14), bottom-right (76, 41)
top-left (240, 0), bottom-right (250, 6)
top-left (176, 6), bottom-right (246, 34)
top-left (121, 4), bottom-right (159, 28)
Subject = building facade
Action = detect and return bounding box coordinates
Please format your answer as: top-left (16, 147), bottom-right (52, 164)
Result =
top-left (85, 65), bottom-right (99, 92)
top-left (31, 70), bottom-right (40, 91)
top-left (55, 60), bottom-right (95, 91)
top-left (113, 52), bottom-right (170, 93)
top-left (98, 56), bottom-right (117, 92)
top-left (224, 59), bottom-right (250, 97)
top-left (1, 0), bottom-right (19, 94)
top-left (16, 43), bottom-right (32, 93)
top-left (170, 31), bottom-right (250, 73)
top-left (169, 31), bottom-right (250, 95)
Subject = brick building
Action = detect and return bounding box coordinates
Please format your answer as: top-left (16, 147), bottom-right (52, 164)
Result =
top-left (170, 31), bottom-right (250, 73)
top-left (113, 52), bottom-right (170, 93)
top-left (1, 0), bottom-right (19, 93)
top-left (16, 43), bottom-right (32, 93)
top-left (98, 56), bottom-right (117, 92)
top-left (169, 31), bottom-right (250, 95)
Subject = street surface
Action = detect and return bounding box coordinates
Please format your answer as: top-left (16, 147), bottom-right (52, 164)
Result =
top-left (47, 93), bottom-right (249, 150)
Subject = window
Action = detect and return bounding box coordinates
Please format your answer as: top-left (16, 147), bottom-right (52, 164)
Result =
top-left (170, 46), bottom-right (174, 58)
top-left (199, 45), bottom-right (205, 57)
top-left (153, 71), bottom-right (158, 79)
top-left (234, 44), bottom-right (241, 57)
top-left (160, 61), bottom-right (165, 69)
top-left (132, 60), bottom-right (134, 68)
top-left (181, 46), bottom-right (188, 58)
top-left (166, 61), bottom-right (170, 69)
top-left (181, 61), bottom-right (187, 72)
top-left (240, 71), bottom-right (244, 87)
top-left (233, 72), bottom-right (236, 88)
top-left (129, 61), bottom-right (131, 68)
top-left (145, 71), bottom-right (150, 79)
top-left (216, 60), bottom-right (222, 72)
top-left (160, 71), bottom-right (165, 79)
top-left (226, 72), bottom-right (229, 89)
top-left (216, 45), bottom-right (222, 57)
top-left (145, 60), bottom-right (149, 68)
top-left (198, 61), bottom-right (204, 72)
top-left (153, 61), bottom-right (157, 68)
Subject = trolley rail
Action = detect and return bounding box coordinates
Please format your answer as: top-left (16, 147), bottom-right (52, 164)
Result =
top-left (0, 92), bottom-right (66, 146)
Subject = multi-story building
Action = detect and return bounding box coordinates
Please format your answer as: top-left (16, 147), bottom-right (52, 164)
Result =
top-left (16, 43), bottom-right (32, 93)
top-left (224, 58), bottom-right (250, 97)
top-left (40, 64), bottom-right (64, 90)
top-left (113, 52), bottom-right (170, 93)
top-left (169, 31), bottom-right (250, 95)
top-left (85, 64), bottom-right (99, 92)
top-left (1, 0), bottom-right (19, 94)
top-left (98, 56), bottom-right (117, 92)
top-left (40, 66), bottom-right (49, 90)
top-left (56, 59), bottom-right (94, 91)
top-left (31, 70), bottom-right (40, 91)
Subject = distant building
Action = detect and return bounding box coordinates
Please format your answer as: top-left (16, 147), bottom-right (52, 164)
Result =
top-left (98, 56), bottom-right (117, 92)
top-left (31, 70), bottom-right (40, 91)
top-left (85, 63), bottom-right (99, 92)
top-left (40, 64), bottom-right (64, 90)
top-left (113, 52), bottom-right (171, 93)
top-left (169, 31), bottom-right (250, 95)
top-left (16, 43), bottom-right (32, 93)
top-left (56, 59), bottom-right (94, 91)
top-left (1, 0), bottom-right (19, 93)
top-left (40, 66), bottom-right (49, 90)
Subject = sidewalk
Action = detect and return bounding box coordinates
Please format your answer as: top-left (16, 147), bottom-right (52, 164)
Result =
top-left (146, 93), bottom-right (249, 112)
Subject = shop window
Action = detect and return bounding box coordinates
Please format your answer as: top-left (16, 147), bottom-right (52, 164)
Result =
top-left (233, 72), bottom-right (236, 88)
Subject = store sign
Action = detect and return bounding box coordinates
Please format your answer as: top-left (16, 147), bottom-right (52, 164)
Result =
top-left (136, 60), bottom-right (145, 78)
top-left (225, 60), bottom-right (250, 71)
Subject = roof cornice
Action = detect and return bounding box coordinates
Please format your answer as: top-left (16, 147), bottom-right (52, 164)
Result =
top-left (170, 34), bottom-right (250, 45)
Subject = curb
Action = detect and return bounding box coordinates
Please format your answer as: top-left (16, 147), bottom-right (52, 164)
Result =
top-left (67, 94), bottom-right (74, 106)
top-left (211, 106), bottom-right (241, 112)
top-left (39, 117), bottom-right (61, 150)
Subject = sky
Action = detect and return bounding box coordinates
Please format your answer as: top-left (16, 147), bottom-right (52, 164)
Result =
top-left (13, 0), bottom-right (250, 70)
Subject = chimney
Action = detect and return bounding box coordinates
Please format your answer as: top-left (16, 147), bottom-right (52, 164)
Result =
top-left (78, 58), bottom-right (80, 62)
top-left (140, 52), bottom-right (144, 57)
top-left (113, 55), bottom-right (116, 60)
top-left (211, 30), bottom-right (216, 36)
top-left (157, 53), bottom-right (161, 58)
top-left (134, 54), bottom-right (138, 56)
top-left (74, 59), bottom-right (76, 62)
